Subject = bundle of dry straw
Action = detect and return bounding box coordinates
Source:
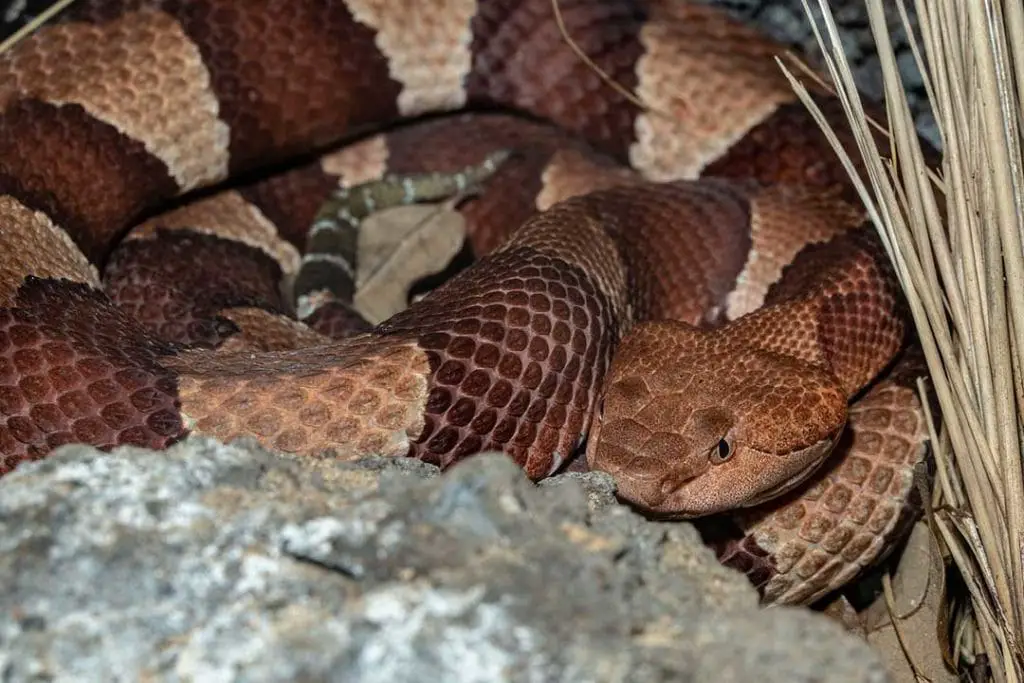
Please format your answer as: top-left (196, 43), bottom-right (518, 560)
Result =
top-left (784, 0), bottom-right (1024, 680)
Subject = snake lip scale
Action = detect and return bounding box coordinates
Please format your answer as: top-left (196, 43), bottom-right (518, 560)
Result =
top-left (0, 0), bottom-right (930, 607)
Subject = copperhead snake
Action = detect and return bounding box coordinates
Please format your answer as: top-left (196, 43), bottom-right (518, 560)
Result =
top-left (0, 0), bottom-right (931, 607)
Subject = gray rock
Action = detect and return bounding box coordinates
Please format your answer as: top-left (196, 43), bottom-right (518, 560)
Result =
top-left (0, 437), bottom-right (890, 682)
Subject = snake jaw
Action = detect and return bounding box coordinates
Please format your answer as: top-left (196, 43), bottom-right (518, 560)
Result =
top-left (738, 433), bottom-right (845, 509)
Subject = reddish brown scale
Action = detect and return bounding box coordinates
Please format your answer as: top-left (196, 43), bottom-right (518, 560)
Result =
top-left (578, 179), bottom-right (757, 325)
top-left (145, 0), bottom-right (402, 172)
top-left (304, 301), bottom-right (375, 340)
top-left (0, 0), bottom-right (649, 267)
top-left (380, 245), bottom-right (618, 479)
top-left (706, 528), bottom-right (778, 592)
top-left (468, 0), bottom-right (646, 160)
top-left (229, 113), bottom-right (607, 260)
top-left (238, 161), bottom-right (342, 250)
top-left (0, 100), bottom-right (177, 262)
top-left (0, 0), bottom-right (405, 267)
top-left (384, 114), bottom-right (608, 254)
top-left (704, 98), bottom-right (875, 201)
top-left (0, 279), bottom-right (183, 473)
top-left (104, 230), bottom-right (286, 347)
top-left (140, 114), bottom-right (605, 345)
top-left (758, 228), bottom-right (907, 394)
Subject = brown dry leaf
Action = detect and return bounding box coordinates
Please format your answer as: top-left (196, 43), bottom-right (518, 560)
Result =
top-left (865, 520), bottom-right (957, 682)
top-left (352, 200), bottom-right (466, 324)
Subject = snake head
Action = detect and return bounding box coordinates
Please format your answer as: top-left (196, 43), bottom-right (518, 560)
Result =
top-left (585, 321), bottom-right (848, 518)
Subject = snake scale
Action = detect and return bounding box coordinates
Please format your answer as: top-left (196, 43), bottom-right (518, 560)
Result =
top-left (0, 0), bottom-right (931, 606)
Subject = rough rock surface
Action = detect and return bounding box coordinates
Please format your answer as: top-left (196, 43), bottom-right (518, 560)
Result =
top-left (0, 437), bottom-right (890, 682)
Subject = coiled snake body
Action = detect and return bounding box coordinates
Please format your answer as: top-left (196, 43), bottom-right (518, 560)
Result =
top-left (0, 0), bottom-right (929, 606)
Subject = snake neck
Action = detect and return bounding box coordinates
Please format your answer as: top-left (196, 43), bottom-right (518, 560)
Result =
top-left (721, 227), bottom-right (908, 397)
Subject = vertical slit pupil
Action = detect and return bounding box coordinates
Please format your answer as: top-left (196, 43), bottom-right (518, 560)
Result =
top-left (716, 439), bottom-right (731, 461)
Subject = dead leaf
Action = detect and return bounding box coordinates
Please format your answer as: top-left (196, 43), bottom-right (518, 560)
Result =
top-left (865, 520), bottom-right (958, 682)
top-left (352, 199), bottom-right (466, 324)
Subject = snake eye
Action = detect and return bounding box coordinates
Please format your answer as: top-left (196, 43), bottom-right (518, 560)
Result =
top-left (710, 438), bottom-right (733, 465)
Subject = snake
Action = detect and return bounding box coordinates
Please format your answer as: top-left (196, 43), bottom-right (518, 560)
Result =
top-left (0, 0), bottom-right (931, 607)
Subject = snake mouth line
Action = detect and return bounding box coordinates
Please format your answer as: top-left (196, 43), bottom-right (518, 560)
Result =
top-left (592, 428), bottom-right (844, 518)
top-left (739, 459), bottom-right (827, 509)
top-left (738, 429), bottom-right (845, 509)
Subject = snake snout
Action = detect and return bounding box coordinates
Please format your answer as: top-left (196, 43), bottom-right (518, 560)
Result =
top-left (586, 416), bottom-right (712, 513)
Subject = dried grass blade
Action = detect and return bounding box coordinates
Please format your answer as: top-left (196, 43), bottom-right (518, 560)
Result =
top-left (787, 0), bottom-right (1024, 678)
